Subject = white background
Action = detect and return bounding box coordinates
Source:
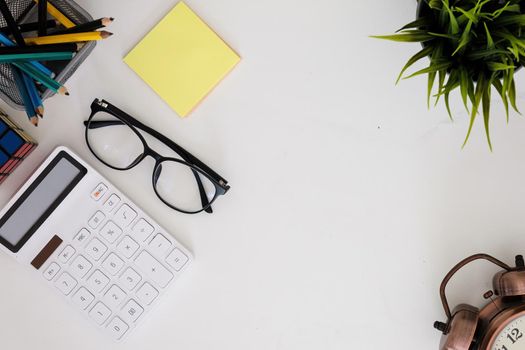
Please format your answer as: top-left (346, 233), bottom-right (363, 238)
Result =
top-left (0, 0), bottom-right (524, 349)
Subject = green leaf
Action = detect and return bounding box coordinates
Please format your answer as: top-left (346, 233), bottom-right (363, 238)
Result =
top-left (487, 62), bottom-right (516, 71)
top-left (502, 68), bottom-right (510, 101)
top-left (436, 70), bottom-right (459, 96)
top-left (396, 17), bottom-right (432, 32)
top-left (428, 71), bottom-right (437, 109)
top-left (494, 14), bottom-right (525, 26)
top-left (370, 31), bottom-right (435, 42)
top-left (468, 78), bottom-right (475, 105)
top-left (460, 68), bottom-right (470, 112)
top-left (465, 49), bottom-right (509, 60)
top-left (403, 61), bottom-right (452, 79)
top-left (435, 69), bottom-right (446, 106)
top-left (456, 7), bottom-right (479, 24)
top-left (463, 73), bottom-right (485, 148)
top-left (453, 20), bottom-right (473, 55)
top-left (509, 79), bottom-right (521, 114)
top-left (444, 92), bottom-right (453, 120)
top-left (429, 0), bottom-right (442, 10)
top-left (428, 32), bottom-right (458, 40)
top-left (492, 78), bottom-right (509, 123)
top-left (443, 2), bottom-right (459, 34)
top-left (395, 46), bottom-right (433, 84)
top-left (482, 79), bottom-right (493, 151)
top-left (491, 3), bottom-right (520, 19)
top-left (484, 22), bottom-right (494, 49)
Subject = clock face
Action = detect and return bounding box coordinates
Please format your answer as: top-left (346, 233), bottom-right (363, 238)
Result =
top-left (491, 315), bottom-right (525, 350)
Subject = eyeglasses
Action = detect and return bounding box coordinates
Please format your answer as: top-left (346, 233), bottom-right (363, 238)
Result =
top-left (83, 98), bottom-right (230, 214)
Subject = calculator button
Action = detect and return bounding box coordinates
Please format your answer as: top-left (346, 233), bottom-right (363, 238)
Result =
top-left (116, 236), bottom-right (139, 259)
top-left (149, 233), bottom-right (172, 257)
top-left (69, 255), bottom-right (93, 280)
top-left (55, 272), bottom-right (77, 295)
top-left (131, 218), bottom-right (154, 242)
top-left (88, 211), bottom-right (106, 229)
top-left (99, 220), bottom-right (123, 244)
top-left (104, 285), bottom-right (127, 308)
top-left (86, 270), bottom-right (110, 293)
top-left (72, 287), bottom-right (94, 310)
top-left (73, 228), bottom-right (91, 246)
top-left (102, 253), bottom-right (125, 275)
top-left (136, 282), bottom-right (159, 305)
top-left (43, 262), bottom-right (60, 280)
top-left (121, 299), bottom-right (144, 323)
top-left (89, 302), bottom-right (111, 325)
top-left (91, 183), bottom-right (108, 201)
top-left (103, 193), bottom-right (120, 212)
top-left (166, 248), bottom-right (189, 271)
top-left (107, 317), bottom-right (129, 340)
top-left (135, 251), bottom-right (173, 288)
top-left (85, 238), bottom-right (107, 261)
top-left (120, 267), bottom-right (141, 291)
top-left (113, 204), bottom-right (137, 228)
top-left (58, 245), bottom-right (75, 263)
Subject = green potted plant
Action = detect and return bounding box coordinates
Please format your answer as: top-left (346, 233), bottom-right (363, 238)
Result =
top-left (372, 0), bottom-right (525, 149)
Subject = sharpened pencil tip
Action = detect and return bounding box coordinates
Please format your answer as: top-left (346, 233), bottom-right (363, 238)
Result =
top-left (102, 17), bottom-right (114, 26)
top-left (101, 31), bottom-right (113, 39)
top-left (58, 86), bottom-right (69, 96)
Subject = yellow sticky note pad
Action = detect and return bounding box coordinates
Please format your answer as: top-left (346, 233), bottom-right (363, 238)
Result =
top-left (124, 2), bottom-right (240, 117)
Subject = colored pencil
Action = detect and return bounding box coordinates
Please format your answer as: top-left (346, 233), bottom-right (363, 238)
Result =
top-left (0, 20), bottom-right (57, 34)
top-left (0, 52), bottom-right (73, 63)
top-left (0, 0), bottom-right (25, 46)
top-left (38, 0), bottom-right (47, 36)
top-left (33, 0), bottom-right (75, 28)
top-left (24, 30), bottom-right (113, 45)
top-left (13, 61), bottom-right (67, 95)
top-left (22, 73), bottom-right (43, 118)
top-left (50, 17), bottom-right (114, 35)
top-left (0, 43), bottom-right (79, 54)
top-left (12, 68), bottom-right (37, 126)
top-left (0, 33), bottom-right (54, 77)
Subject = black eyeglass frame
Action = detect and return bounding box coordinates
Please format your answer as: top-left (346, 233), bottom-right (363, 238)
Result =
top-left (84, 98), bottom-right (230, 214)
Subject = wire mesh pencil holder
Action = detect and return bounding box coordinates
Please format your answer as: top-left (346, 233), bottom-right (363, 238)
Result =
top-left (0, 0), bottom-right (95, 110)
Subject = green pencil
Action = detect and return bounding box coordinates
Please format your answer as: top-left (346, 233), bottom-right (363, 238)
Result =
top-left (13, 61), bottom-right (68, 95)
top-left (0, 51), bottom-right (72, 63)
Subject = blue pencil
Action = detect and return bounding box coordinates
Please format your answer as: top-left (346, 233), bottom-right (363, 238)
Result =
top-left (12, 68), bottom-right (37, 126)
top-left (22, 73), bottom-right (43, 117)
top-left (0, 32), bottom-right (54, 77)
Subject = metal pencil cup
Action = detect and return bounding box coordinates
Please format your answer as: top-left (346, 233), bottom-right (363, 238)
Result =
top-left (0, 0), bottom-right (95, 110)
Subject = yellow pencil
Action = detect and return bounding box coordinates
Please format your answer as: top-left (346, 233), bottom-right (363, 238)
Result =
top-left (33, 0), bottom-right (75, 28)
top-left (24, 31), bottom-right (113, 45)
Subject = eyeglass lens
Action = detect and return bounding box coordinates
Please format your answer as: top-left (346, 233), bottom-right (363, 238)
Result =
top-left (87, 111), bottom-right (144, 169)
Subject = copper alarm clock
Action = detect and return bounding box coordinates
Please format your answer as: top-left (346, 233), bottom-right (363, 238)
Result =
top-left (434, 254), bottom-right (525, 350)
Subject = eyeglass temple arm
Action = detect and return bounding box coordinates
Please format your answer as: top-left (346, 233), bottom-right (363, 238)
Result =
top-left (95, 101), bottom-right (228, 187)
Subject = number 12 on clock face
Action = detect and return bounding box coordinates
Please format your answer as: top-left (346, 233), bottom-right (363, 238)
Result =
top-left (493, 321), bottom-right (524, 350)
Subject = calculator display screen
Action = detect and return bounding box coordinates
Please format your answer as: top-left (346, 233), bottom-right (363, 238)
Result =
top-left (0, 151), bottom-right (86, 252)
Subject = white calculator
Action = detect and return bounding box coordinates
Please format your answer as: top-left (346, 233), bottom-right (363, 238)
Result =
top-left (0, 146), bottom-right (192, 341)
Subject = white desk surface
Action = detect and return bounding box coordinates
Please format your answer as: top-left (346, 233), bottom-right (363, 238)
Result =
top-left (0, 0), bottom-right (524, 348)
